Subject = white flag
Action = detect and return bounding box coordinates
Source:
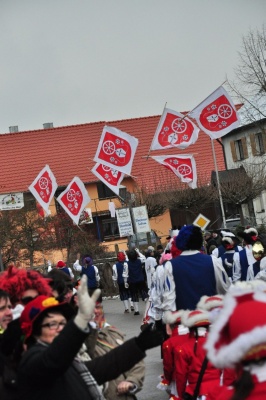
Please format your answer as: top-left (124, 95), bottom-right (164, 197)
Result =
top-left (56, 177), bottom-right (91, 225)
top-left (94, 125), bottom-right (138, 175)
top-left (29, 165), bottom-right (58, 214)
top-left (151, 154), bottom-right (197, 189)
top-left (150, 108), bottom-right (199, 150)
top-left (190, 86), bottom-right (240, 139)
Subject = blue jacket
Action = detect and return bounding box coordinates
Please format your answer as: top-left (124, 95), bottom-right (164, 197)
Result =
top-left (172, 253), bottom-right (216, 310)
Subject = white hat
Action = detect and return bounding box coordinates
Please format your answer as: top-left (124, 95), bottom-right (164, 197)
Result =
top-left (197, 295), bottom-right (224, 312)
top-left (181, 309), bottom-right (210, 328)
top-left (163, 310), bottom-right (184, 324)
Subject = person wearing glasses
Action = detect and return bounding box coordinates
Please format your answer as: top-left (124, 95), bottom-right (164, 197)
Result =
top-left (18, 276), bottom-right (163, 400)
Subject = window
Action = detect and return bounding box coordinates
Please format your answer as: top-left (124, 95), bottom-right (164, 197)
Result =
top-left (54, 189), bottom-right (65, 214)
top-left (235, 139), bottom-right (244, 160)
top-left (24, 193), bottom-right (36, 211)
top-left (97, 182), bottom-right (116, 200)
top-left (254, 132), bottom-right (265, 155)
top-left (102, 218), bottom-right (120, 239)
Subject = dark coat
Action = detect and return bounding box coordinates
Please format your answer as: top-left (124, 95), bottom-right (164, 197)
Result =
top-left (18, 320), bottom-right (145, 400)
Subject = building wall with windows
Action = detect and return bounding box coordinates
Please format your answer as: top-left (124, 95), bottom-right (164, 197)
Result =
top-left (222, 119), bottom-right (266, 226)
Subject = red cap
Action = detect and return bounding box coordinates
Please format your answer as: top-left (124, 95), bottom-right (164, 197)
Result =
top-left (20, 296), bottom-right (70, 339)
top-left (56, 260), bottom-right (66, 268)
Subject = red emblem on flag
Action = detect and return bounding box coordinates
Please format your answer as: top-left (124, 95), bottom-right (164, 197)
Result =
top-left (94, 126), bottom-right (138, 175)
top-left (59, 181), bottom-right (84, 216)
top-left (190, 86), bottom-right (240, 139)
top-left (96, 164), bottom-right (122, 185)
top-left (199, 94), bottom-right (238, 131)
top-left (56, 177), bottom-right (91, 225)
top-left (33, 171), bottom-right (53, 204)
top-left (151, 108), bottom-right (199, 150)
top-left (29, 165), bottom-right (58, 215)
top-left (91, 163), bottom-right (124, 196)
top-left (151, 155), bottom-right (197, 188)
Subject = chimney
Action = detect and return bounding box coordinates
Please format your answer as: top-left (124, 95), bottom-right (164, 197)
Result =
top-left (9, 125), bottom-right (19, 133)
top-left (43, 122), bottom-right (53, 129)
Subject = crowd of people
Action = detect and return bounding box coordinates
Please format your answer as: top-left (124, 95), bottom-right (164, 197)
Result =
top-left (1, 223), bottom-right (266, 399)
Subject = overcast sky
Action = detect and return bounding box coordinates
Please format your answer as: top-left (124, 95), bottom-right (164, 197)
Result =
top-left (0, 0), bottom-right (265, 133)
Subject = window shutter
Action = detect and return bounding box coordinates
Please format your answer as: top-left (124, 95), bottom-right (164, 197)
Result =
top-left (262, 131), bottom-right (266, 153)
top-left (250, 133), bottom-right (257, 156)
top-left (242, 137), bottom-right (248, 159)
top-left (230, 140), bottom-right (237, 162)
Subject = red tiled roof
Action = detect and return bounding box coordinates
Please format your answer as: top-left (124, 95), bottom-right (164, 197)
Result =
top-left (0, 115), bottom-right (225, 194)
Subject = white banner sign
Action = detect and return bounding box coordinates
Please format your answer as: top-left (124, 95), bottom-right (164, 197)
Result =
top-left (132, 205), bottom-right (150, 233)
top-left (0, 193), bottom-right (24, 210)
top-left (116, 208), bottom-right (134, 237)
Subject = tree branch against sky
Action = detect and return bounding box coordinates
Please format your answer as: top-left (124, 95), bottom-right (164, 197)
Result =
top-left (227, 24), bottom-right (266, 122)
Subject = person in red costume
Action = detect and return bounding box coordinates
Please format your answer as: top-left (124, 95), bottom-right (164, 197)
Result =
top-left (205, 281), bottom-right (266, 400)
top-left (173, 309), bottom-right (221, 400)
top-left (197, 294), bottom-right (237, 389)
top-left (157, 310), bottom-right (189, 398)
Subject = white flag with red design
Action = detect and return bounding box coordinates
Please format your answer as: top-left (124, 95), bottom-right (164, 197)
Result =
top-left (91, 163), bottom-right (124, 196)
top-left (151, 154), bottom-right (197, 189)
top-left (94, 125), bottom-right (138, 175)
top-left (150, 108), bottom-right (199, 150)
top-left (56, 177), bottom-right (91, 225)
top-left (190, 86), bottom-right (240, 139)
top-left (28, 165), bottom-right (58, 214)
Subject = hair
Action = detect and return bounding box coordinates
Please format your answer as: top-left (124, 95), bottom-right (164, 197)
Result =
top-left (46, 269), bottom-right (73, 302)
top-left (0, 265), bottom-right (52, 305)
top-left (230, 369), bottom-right (254, 400)
top-left (127, 249), bottom-right (138, 261)
top-left (0, 289), bottom-right (10, 302)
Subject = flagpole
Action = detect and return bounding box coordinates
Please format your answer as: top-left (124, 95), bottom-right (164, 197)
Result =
top-left (211, 139), bottom-right (227, 228)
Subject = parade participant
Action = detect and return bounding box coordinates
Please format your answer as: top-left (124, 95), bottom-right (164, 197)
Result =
top-left (0, 290), bottom-right (12, 334)
top-left (218, 236), bottom-right (237, 282)
top-left (160, 225), bottom-right (230, 312)
top-left (73, 255), bottom-right (101, 298)
top-left (174, 309), bottom-right (221, 399)
top-left (0, 265), bottom-right (52, 307)
top-left (157, 310), bottom-right (189, 398)
top-left (144, 247), bottom-right (157, 291)
top-left (204, 231), bottom-right (219, 255)
top-left (0, 290), bottom-right (14, 400)
top-left (141, 252), bottom-right (173, 330)
top-left (212, 231), bottom-right (242, 258)
top-left (112, 251), bottom-right (131, 313)
top-left (0, 265), bottom-right (52, 366)
top-left (86, 302), bottom-right (145, 400)
top-left (124, 249), bottom-right (148, 315)
top-left (55, 260), bottom-right (74, 279)
top-left (233, 227), bottom-right (258, 282)
top-left (246, 241), bottom-right (265, 281)
top-left (18, 276), bottom-right (163, 400)
top-left (205, 287), bottom-right (266, 400)
top-left (47, 268), bottom-right (75, 303)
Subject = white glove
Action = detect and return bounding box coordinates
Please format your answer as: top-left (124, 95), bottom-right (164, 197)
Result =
top-left (74, 275), bottom-right (101, 331)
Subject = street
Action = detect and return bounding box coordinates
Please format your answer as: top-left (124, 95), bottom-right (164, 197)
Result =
top-left (103, 297), bottom-right (169, 400)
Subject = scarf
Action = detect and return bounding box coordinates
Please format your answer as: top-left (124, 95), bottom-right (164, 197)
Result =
top-left (72, 357), bottom-right (105, 400)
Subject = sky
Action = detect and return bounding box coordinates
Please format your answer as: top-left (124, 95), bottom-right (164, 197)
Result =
top-left (0, 0), bottom-right (265, 133)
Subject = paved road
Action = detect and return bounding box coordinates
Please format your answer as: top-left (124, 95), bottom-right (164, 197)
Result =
top-left (102, 297), bottom-right (169, 400)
